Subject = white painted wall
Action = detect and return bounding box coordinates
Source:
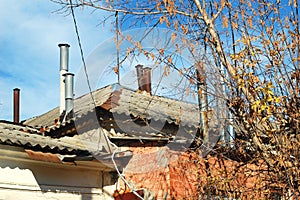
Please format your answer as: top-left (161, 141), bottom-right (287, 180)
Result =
top-left (0, 149), bottom-right (114, 200)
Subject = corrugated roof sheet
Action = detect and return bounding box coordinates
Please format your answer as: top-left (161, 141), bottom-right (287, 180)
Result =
top-left (23, 107), bottom-right (60, 129)
top-left (23, 84), bottom-right (200, 129)
top-left (112, 85), bottom-right (200, 127)
top-left (0, 122), bottom-right (95, 154)
top-left (23, 85), bottom-right (113, 127)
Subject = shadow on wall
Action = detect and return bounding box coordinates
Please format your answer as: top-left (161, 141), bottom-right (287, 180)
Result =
top-left (0, 158), bottom-right (113, 200)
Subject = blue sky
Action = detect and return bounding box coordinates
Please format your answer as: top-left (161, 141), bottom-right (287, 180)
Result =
top-left (0, 0), bottom-right (202, 122)
top-left (0, 0), bottom-right (114, 121)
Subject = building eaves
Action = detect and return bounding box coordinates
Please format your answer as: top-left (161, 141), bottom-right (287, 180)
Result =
top-left (0, 121), bottom-right (91, 155)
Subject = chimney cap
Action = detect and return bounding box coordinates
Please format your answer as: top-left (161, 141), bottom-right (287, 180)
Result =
top-left (58, 43), bottom-right (70, 47)
top-left (13, 88), bottom-right (20, 91)
top-left (135, 64), bottom-right (143, 68)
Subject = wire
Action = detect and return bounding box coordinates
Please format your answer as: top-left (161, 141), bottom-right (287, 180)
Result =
top-left (69, 0), bottom-right (97, 109)
top-left (69, 2), bottom-right (144, 199)
top-left (100, 128), bottom-right (145, 200)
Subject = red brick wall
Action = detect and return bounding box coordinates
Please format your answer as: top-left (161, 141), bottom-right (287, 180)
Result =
top-left (119, 145), bottom-right (199, 200)
top-left (116, 143), bottom-right (283, 199)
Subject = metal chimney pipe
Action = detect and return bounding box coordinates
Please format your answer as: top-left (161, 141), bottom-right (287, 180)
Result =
top-left (135, 64), bottom-right (144, 91)
top-left (64, 73), bottom-right (74, 115)
top-left (13, 88), bottom-right (20, 124)
top-left (59, 43), bottom-right (70, 71)
top-left (58, 43), bottom-right (70, 115)
top-left (143, 67), bottom-right (152, 94)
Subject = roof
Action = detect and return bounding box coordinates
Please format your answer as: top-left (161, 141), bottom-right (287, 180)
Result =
top-left (0, 120), bottom-right (132, 170)
top-left (23, 84), bottom-right (201, 130)
top-left (0, 121), bottom-right (97, 155)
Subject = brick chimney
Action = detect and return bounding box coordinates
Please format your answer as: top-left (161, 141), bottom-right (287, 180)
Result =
top-left (135, 64), bottom-right (144, 91)
top-left (143, 67), bottom-right (152, 95)
top-left (135, 65), bottom-right (152, 94)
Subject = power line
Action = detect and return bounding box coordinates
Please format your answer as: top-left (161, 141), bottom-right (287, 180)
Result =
top-left (69, 0), bottom-right (96, 109)
top-left (69, 2), bottom-right (144, 199)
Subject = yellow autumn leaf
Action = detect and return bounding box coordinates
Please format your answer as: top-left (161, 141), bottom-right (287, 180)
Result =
top-left (163, 65), bottom-right (170, 76)
top-left (242, 37), bottom-right (247, 45)
top-left (174, 20), bottom-right (179, 31)
top-left (266, 82), bottom-right (274, 88)
top-left (274, 97), bottom-right (281, 103)
top-left (261, 115), bottom-right (271, 122)
top-left (251, 100), bottom-right (260, 110)
top-left (126, 48), bottom-right (132, 57)
top-left (189, 77), bottom-right (195, 84)
top-left (156, 1), bottom-right (162, 11)
top-left (230, 54), bottom-right (238, 60)
top-left (222, 15), bottom-right (228, 28)
top-left (241, 9), bottom-right (245, 21)
top-left (267, 95), bottom-right (273, 102)
top-left (248, 17), bottom-right (253, 28)
top-left (198, 88), bottom-right (203, 98)
top-left (179, 69), bottom-right (183, 76)
top-left (260, 103), bottom-right (268, 111)
top-left (232, 21), bottom-right (238, 29)
top-left (221, 0), bottom-right (225, 7)
top-left (182, 38), bottom-right (187, 45)
top-left (234, 11), bottom-right (238, 19)
top-left (150, 52), bottom-right (155, 61)
top-left (165, 18), bottom-right (171, 28)
top-left (135, 41), bottom-right (142, 52)
top-left (186, 87), bottom-right (190, 95)
top-left (159, 16), bottom-right (165, 24)
top-left (267, 90), bottom-right (274, 95)
top-left (126, 35), bottom-right (132, 42)
top-left (113, 66), bottom-right (119, 74)
top-left (167, 56), bottom-right (173, 64)
top-left (251, 104), bottom-right (257, 111)
top-left (214, 1), bottom-right (219, 10)
top-left (181, 24), bottom-right (188, 34)
top-left (171, 32), bottom-right (177, 44)
top-left (159, 48), bottom-right (164, 56)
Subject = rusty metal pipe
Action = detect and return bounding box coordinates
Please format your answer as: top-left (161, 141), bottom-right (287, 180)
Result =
top-left (13, 88), bottom-right (20, 124)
